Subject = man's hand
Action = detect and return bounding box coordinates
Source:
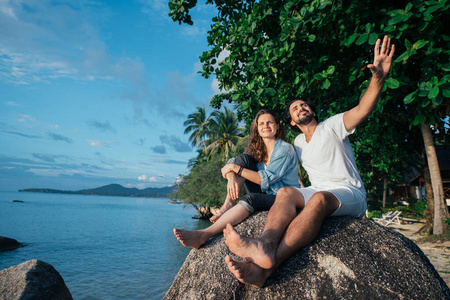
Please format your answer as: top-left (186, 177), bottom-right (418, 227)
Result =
top-left (367, 35), bottom-right (395, 81)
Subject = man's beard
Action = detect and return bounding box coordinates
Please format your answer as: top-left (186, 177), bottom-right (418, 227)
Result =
top-left (295, 112), bottom-right (315, 125)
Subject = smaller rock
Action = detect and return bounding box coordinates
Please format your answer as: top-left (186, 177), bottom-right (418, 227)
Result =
top-left (0, 259), bottom-right (73, 300)
top-left (10, 200), bottom-right (24, 203)
top-left (0, 236), bottom-right (20, 251)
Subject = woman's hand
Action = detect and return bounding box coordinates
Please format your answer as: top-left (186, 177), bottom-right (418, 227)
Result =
top-left (221, 163), bottom-right (237, 178)
top-left (226, 173), bottom-right (240, 200)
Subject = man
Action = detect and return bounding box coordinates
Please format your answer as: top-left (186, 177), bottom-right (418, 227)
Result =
top-left (222, 36), bottom-right (395, 288)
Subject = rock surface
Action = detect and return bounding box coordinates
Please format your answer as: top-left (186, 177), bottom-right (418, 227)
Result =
top-left (0, 259), bottom-right (72, 300)
top-left (164, 212), bottom-right (450, 299)
top-left (0, 236), bottom-right (20, 251)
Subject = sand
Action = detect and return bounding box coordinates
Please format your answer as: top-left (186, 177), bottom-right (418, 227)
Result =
top-left (387, 218), bottom-right (450, 287)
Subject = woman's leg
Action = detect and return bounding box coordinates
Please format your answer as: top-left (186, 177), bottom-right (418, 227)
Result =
top-left (174, 203), bottom-right (250, 249)
top-left (233, 153), bottom-right (262, 194)
top-left (211, 153), bottom-right (261, 222)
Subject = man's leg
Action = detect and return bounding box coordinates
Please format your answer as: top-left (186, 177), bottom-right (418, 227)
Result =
top-left (174, 203), bottom-right (250, 249)
top-left (223, 187), bottom-right (305, 269)
top-left (225, 191), bottom-right (340, 287)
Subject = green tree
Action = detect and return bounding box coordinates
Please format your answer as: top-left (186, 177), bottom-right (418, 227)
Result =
top-left (171, 158), bottom-right (228, 218)
top-left (170, 0), bottom-right (450, 233)
top-left (184, 105), bottom-right (218, 147)
top-left (203, 106), bottom-right (245, 160)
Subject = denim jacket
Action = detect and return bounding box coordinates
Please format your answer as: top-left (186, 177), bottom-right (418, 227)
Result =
top-left (230, 139), bottom-right (300, 195)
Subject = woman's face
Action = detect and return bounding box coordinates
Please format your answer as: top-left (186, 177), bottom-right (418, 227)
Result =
top-left (257, 114), bottom-right (279, 139)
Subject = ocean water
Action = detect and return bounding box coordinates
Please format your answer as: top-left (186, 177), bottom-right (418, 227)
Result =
top-left (0, 191), bottom-right (210, 299)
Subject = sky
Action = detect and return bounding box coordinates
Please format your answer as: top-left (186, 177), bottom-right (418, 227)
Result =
top-left (0, 0), bottom-right (224, 192)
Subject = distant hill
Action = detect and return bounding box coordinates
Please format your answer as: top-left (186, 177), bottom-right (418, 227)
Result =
top-left (19, 184), bottom-right (177, 198)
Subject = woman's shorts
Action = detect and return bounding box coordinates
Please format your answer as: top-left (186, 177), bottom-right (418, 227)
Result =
top-left (238, 193), bottom-right (276, 214)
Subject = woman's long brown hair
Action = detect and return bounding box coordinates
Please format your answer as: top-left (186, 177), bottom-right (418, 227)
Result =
top-left (246, 109), bottom-right (285, 163)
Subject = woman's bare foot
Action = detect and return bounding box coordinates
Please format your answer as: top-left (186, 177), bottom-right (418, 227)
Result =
top-left (223, 224), bottom-right (276, 269)
top-left (225, 255), bottom-right (272, 288)
top-left (210, 198), bottom-right (236, 223)
top-left (173, 228), bottom-right (210, 249)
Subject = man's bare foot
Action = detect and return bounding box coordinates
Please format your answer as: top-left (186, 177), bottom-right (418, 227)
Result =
top-left (225, 255), bottom-right (271, 288)
top-left (210, 198), bottom-right (236, 223)
top-left (223, 224), bottom-right (276, 269)
top-left (173, 228), bottom-right (210, 249)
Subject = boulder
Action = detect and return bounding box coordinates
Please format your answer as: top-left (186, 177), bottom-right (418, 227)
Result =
top-left (164, 212), bottom-right (450, 299)
top-left (0, 259), bottom-right (72, 300)
top-left (0, 236), bottom-right (20, 251)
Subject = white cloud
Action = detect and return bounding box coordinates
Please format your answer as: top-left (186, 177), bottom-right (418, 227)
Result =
top-left (87, 140), bottom-right (116, 148)
top-left (138, 174), bottom-right (157, 182)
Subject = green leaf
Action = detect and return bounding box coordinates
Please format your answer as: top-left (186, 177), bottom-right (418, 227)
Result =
top-left (308, 34), bottom-right (316, 42)
top-left (413, 114), bottom-right (426, 126)
top-left (314, 73), bottom-right (323, 80)
top-left (432, 96), bottom-right (443, 106)
top-left (368, 33), bottom-right (379, 45)
top-left (355, 34), bottom-right (368, 45)
top-left (394, 50), bottom-right (413, 63)
top-left (428, 86), bottom-right (439, 99)
top-left (405, 39), bottom-right (412, 50)
top-left (386, 78), bottom-right (400, 89)
top-left (327, 65), bottom-right (335, 75)
top-left (322, 79), bottom-right (331, 89)
top-left (403, 91), bottom-right (416, 104)
top-left (266, 88), bottom-right (276, 96)
top-left (365, 23), bottom-right (373, 33)
top-left (441, 63), bottom-right (450, 72)
top-left (442, 89), bottom-right (450, 97)
top-left (412, 40), bottom-right (429, 50)
top-left (345, 34), bottom-right (358, 47)
top-left (389, 14), bottom-right (405, 25)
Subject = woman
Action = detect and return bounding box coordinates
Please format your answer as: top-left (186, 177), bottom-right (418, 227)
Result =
top-left (173, 109), bottom-right (299, 249)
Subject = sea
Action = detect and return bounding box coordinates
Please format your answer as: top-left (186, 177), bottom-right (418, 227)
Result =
top-left (0, 191), bottom-right (210, 299)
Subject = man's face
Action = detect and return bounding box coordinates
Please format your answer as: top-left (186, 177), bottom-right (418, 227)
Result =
top-left (289, 100), bottom-right (315, 126)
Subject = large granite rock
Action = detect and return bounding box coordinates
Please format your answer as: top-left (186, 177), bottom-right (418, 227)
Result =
top-left (0, 259), bottom-right (72, 300)
top-left (164, 212), bottom-right (450, 299)
top-left (0, 236), bottom-right (20, 251)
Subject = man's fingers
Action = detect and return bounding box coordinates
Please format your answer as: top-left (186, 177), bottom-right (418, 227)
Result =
top-left (380, 35), bottom-right (388, 54)
top-left (374, 38), bottom-right (381, 56)
top-left (389, 44), bottom-right (395, 58)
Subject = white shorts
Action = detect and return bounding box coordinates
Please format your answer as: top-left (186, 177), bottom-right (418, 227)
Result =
top-left (295, 185), bottom-right (367, 218)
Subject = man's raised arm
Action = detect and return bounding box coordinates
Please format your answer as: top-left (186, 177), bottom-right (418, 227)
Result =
top-left (343, 35), bottom-right (395, 132)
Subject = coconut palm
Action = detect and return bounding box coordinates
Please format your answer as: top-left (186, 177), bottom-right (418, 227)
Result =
top-left (183, 106), bottom-right (218, 147)
top-left (203, 106), bottom-right (245, 160)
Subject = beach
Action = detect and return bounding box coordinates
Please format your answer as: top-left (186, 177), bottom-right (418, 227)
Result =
top-left (389, 218), bottom-right (450, 286)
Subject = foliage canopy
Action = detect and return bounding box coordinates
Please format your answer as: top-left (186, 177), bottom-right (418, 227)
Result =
top-left (170, 0), bottom-right (449, 199)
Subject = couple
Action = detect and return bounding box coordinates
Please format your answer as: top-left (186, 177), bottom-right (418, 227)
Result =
top-left (175, 36), bottom-right (395, 288)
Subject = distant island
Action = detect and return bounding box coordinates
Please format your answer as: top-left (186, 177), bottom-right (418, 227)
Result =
top-left (19, 183), bottom-right (177, 198)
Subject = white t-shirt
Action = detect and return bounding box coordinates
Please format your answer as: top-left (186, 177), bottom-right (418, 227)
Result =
top-left (293, 113), bottom-right (365, 194)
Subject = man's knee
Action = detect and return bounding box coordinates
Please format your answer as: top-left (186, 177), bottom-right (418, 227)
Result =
top-left (276, 187), bottom-right (304, 208)
top-left (306, 192), bottom-right (340, 214)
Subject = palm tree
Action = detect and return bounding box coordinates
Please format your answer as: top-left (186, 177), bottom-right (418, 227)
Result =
top-left (183, 106), bottom-right (218, 147)
top-left (421, 123), bottom-right (450, 235)
top-left (203, 107), bottom-right (245, 160)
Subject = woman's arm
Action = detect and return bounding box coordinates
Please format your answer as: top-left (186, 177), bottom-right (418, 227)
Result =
top-left (221, 163), bottom-right (261, 185)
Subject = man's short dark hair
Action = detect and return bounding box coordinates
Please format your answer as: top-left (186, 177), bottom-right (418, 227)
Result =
top-left (283, 98), bottom-right (319, 133)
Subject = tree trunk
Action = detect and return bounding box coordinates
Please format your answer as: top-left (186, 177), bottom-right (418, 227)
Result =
top-left (421, 123), bottom-right (449, 235)
top-left (423, 161), bottom-right (434, 235)
top-left (382, 176), bottom-right (388, 208)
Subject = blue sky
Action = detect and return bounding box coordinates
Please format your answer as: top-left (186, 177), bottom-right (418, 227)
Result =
top-left (0, 0), bottom-right (223, 191)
